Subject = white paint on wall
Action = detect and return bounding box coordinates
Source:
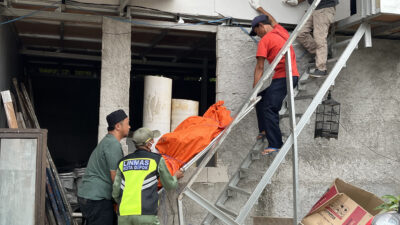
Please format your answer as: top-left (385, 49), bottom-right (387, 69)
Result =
top-left (379, 0), bottom-right (400, 14)
top-left (75, 0), bottom-right (351, 25)
top-left (131, 0), bottom-right (217, 17)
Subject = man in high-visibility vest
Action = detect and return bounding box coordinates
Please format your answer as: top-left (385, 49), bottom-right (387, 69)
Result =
top-left (112, 127), bottom-right (184, 225)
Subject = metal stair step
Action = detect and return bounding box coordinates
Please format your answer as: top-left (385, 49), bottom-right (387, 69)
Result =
top-left (294, 94), bottom-right (314, 100)
top-left (239, 167), bottom-right (264, 176)
top-left (308, 57), bottom-right (339, 67)
top-left (227, 185), bottom-right (252, 196)
top-left (279, 113), bottom-right (303, 119)
top-left (332, 38), bottom-right (351, 49)
top-left (194, 10), bottom-right (367, 225)
top-left (215, 202), bottom-right (238, 217)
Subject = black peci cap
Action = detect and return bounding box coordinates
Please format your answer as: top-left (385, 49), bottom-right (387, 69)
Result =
top-left (106, 109), bottom-right (128, 131)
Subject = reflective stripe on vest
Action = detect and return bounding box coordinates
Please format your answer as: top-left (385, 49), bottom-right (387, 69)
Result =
top-left (118, 157), bottom-right (158, 216)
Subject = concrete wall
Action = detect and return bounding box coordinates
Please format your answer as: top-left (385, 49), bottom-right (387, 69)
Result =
top-left (210, 26), bottom-right (400, 223)
top-left (0, 17), bottom-right (20, 128)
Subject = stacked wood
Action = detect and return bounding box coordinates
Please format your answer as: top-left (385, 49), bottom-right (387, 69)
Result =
top-left (1, 78), bottom-right (77, 225)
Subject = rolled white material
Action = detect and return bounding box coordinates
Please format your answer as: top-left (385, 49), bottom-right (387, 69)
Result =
top-left (142, 76), bottom-right (173, 135)
top-left (171, 99), bottom-right (199, 131)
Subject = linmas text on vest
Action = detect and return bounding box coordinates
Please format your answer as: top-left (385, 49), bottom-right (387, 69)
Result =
top-left (123, 159), bottom-right (150, 171)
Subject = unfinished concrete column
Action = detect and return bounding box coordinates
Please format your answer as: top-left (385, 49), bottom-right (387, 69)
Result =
top-left (98, 17), bottom-right (131, 142)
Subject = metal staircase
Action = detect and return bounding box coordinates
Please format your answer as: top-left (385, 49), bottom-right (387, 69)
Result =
top-left (175, 1), bottom-right (373, 224)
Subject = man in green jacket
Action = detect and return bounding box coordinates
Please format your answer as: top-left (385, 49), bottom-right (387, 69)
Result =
top-left (78, 109), bottom-right (130, 225)
top-left (112, 127), bottom-right (184, 225)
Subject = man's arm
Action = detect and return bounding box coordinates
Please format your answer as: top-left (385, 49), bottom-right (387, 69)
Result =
top-left (112, 169), bottom-right (122, 204)
top-left (253, 57), bottom-right (266, 88)
top-left (248, 0), bottom-right (278, 26)
top-left (158, 158), bottom-right (182, 191)
top-left (110, 170), bottom-right (116, 182)
top-left (257, 7), bottom-right (278, 26)
top-left (105, 142), bottom-right (123, 183)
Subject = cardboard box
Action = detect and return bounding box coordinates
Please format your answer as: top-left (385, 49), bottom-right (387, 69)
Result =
top-left (301, 179), bottom-right (384, 225)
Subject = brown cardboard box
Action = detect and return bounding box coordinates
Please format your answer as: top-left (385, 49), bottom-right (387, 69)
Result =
top-left (301, 179), bottom-right (384, 225)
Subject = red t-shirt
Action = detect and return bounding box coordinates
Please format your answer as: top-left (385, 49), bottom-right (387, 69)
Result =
top-left (256, 24), bottom-right (299, 79)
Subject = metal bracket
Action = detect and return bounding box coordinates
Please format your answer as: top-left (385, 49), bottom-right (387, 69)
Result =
top-left (364, 23), bottom-right (372, 48)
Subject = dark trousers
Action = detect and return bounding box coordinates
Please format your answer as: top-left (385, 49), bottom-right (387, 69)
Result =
top-left (78, 197), bottom-right (116, 225)
top-left (256, 77), bottom-right (298, 149)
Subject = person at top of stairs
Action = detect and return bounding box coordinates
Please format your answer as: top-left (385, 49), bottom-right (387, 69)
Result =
top-left (248, 0), bottom-right (299, 155)
top-left (284, 0), bottom-right (339, 77)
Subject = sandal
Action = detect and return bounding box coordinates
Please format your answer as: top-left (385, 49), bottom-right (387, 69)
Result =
top-left (256, 133), bottom-right (266, 140)
top-left (261, 148), bottom-right (279, 156)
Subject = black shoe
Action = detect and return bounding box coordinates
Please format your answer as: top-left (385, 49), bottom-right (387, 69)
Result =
top-left (309, 69), bottom-right (327, 78)
top-left (308, 54), bottom-right (316, 63)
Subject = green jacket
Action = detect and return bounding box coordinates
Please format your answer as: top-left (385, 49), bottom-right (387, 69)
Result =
top-left (78, 134), bottom-right (123, 200)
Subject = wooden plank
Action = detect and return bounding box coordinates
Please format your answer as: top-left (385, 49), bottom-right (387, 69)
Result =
top-left (47, 168), bottom-right (71, 225)
top-left (16, 112), bottom-right (27, 128)
top-left (1, 90), bottom-right (19, 128)
top-left (20, 83), bottom-right (40, 128)
top-left (13, 78), bottom-right (33, 128)
top-left (45, 194), bottom-right (57, 225)
top-left (46, 176), bottom-right (66, 225)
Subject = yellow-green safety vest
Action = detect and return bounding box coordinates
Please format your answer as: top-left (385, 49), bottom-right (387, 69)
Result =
top-left (117, 149), bottom-right (161, 216)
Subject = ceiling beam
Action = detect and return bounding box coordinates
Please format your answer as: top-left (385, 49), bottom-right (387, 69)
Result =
top-left (1, 7), bottom-right (103, 23)
top-left (373, 20), bottom-right (400, 35)
top-left (20, 49), bottom-right (209, 68)
top-left (16, 19), bottom-right (211, 37)
top-left (18, 33), bottom-right (214, 51)
top-left (1, 7), bottom-right (217, 32)
top-left (23, 45), bottom-right (209, 61)
top-left (119, 0), bottom-right (129, 16)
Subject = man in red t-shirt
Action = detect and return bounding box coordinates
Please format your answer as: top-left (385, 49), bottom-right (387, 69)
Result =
top-left (249, 1), bottom-right (299, 155)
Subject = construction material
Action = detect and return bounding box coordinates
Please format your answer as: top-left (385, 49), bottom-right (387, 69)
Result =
top-left (171, 99), bottom-right (199, 131)
top-left (16, 112), bottom-right (27, 128)
top-left (20, 83), bottom-right (40, 128)
top-left (46, 175), bottom-right (66, 225)
top-left (59, 171), bottom-right (81, 211)
top-left (301, 179), bottom-right (384, 225)
top-left (12, 78), bottom-right (32, 128)
top-left (46, 193), bottom-right (58, 225)
top-left (10, 79), bottom-right (76, 225)
top-left (1, 90), bottom-right (18, 128)
top-left (143, 75), bottom-right (173, 135)
top-left (47, 168), bottom-right (71, 225)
